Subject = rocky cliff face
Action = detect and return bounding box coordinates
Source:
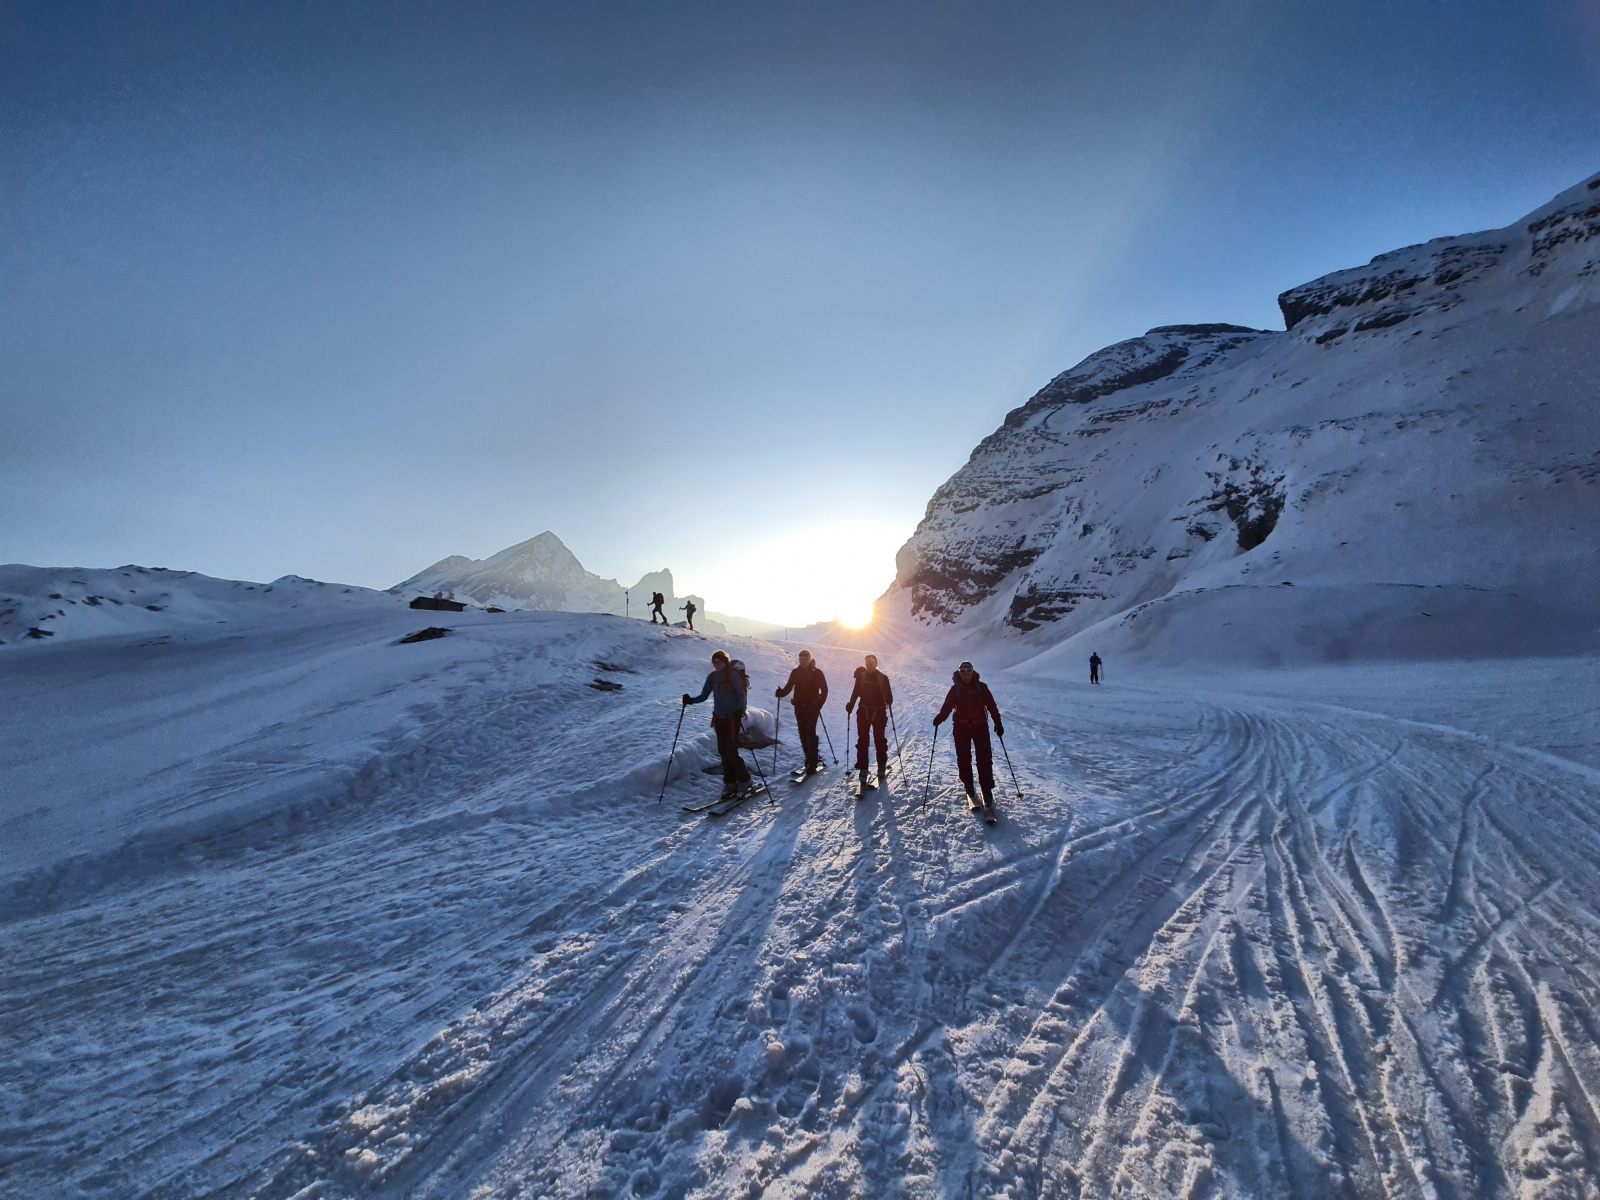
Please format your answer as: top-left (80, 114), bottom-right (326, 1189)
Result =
top-left (886, 172), bottom-right (1600, 665)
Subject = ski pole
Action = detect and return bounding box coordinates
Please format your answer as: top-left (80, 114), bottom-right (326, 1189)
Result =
top-left (773, 695), bottom-right (783, 775)
top-left (919, 723), bottom-right (939, 810)
top-left (745, 745), bottom-right (775, 804)
top-left (888, 705), bottom-right (905, 775)
top-left (997, 729), bottom-right (1022, 802)
top-left (819, 712), bottom-right (838, 765)
top-left (659, 701), bottom-right (688, 804)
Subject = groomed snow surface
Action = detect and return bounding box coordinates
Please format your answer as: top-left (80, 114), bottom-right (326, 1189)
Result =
top-left (4, 609), bottom-right (1599, 1198)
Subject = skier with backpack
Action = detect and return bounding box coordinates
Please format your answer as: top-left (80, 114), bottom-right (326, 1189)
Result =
top-left (649, 591), bottom-right (667, 624)
top-left (682, 650), bottom-right (752, 800)
top-left (774, 649), bottom-right (828, 779)
top-left (680, 600), bottom-right (697, 631)
top-left (933, 659), bottom-right (1005, 819)
top-left (844, 653), bottom-right (894, 793)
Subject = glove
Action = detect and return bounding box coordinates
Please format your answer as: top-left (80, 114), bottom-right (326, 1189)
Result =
top-left (932, 716), bottom-right (944, 727)
top-left (774, 688), bottom-right (782, 697)
top-left (681, 693), bottom-right (692, 706)
top-left (994, 723), bottom-right (1004, 737)
top-left (846, 703), bottom-right (855, 715)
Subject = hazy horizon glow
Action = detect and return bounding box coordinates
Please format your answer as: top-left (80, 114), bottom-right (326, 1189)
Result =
top-left (4, 2), bottom-right (1597, 625)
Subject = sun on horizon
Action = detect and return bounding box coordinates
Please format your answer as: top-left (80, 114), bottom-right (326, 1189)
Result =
top-left (837, 599), bottom-right (875, 629)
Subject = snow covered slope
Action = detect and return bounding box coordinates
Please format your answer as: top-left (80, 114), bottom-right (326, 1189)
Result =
top-left (4, 608), bottom-right (1598, 1197)
top-left (0, 563), bottom-right (399, 648)
top-left (392, 530), bottom-right (723, 633)
top-left (884, 172), bottom-right (1600, 668)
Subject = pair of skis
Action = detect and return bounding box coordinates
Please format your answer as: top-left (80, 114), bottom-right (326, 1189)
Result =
top-left (683, 782), bottom-right (769, 818)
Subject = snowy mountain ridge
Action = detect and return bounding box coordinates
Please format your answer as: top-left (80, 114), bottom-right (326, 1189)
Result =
top-left (0, 563), bottom-right (399, 648)
top-left (391, 530), bottom-right (724, 632)
top-left (882, 170), bottom-right (1600, 668)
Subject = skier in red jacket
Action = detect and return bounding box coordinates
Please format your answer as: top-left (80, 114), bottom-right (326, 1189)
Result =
top-left (933, 660), bottom-right (1004, 813)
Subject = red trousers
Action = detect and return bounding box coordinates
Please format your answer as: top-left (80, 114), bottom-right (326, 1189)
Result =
top-left (953, 723), bottom-right (995, 792)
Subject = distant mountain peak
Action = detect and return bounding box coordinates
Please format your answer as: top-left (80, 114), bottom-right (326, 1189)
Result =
top-left (389, 536), bottom-right (716, 631)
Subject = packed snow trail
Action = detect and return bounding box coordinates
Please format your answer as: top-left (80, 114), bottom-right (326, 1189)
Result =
top-left (2, 615), bottom-right (1597, 1198)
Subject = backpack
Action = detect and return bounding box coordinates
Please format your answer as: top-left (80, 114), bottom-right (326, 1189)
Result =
top-left (652, 592), bottom-right (664, 606)
top-left (728, 659), bottom-right (750, 701)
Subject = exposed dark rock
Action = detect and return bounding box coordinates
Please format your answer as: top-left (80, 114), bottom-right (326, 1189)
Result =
top-left (26, 627), bottom-right (54, 639)
top-left (589, 678), bottom-right (624, 692)
top-left (1006, 586), bottom-right (1105, 632)
top-left (1146, 323), bottom-right (1265, 336)
top-left (1354, 309), bottom-right (1412, 332)
top-left (1191, 456), bottom-right (1287, 551)
top-left (397, 626), bottom-right (451, 644)
top-left (905, 543), bottom-right (1044, 622)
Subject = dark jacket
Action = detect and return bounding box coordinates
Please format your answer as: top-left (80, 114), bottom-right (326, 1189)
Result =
top-left (776, 663), bottom-right (828, 712)
top-left (936, 669), bottom-right (1001, 730)
top-left (847, 667), bottom-right (893, 714)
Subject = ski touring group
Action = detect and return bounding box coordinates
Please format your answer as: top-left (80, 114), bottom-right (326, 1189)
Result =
top-left (667, 648), bottom-right (1030, 826)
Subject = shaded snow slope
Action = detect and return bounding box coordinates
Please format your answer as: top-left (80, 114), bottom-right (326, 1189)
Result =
top-left (4, 608), bottom-right (1598, 1197)
top-left (883, 172), bottom-right (1600, 668)
top-left (0, 563), bottom-right (399, 649)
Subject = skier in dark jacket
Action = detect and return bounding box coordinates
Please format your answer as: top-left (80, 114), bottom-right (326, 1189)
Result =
top-left (680, 600), bottom-right (696, 631)
top-left (1089, 652), bottom-right (1102, 684)
top-left (845, 653), bottom-right (894, 788)
top-left (933, 660), bottom-right (1004, 811)
top-left (649, 591), bottom-right (667, 624)
top-left (775, 649), bottom-right (829, 775)
top-left (683, 649), bottom-right (750, 798)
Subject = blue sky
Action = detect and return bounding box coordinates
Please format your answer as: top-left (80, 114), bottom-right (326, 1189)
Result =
top-left (3, 1), bottom-right (1596, 624)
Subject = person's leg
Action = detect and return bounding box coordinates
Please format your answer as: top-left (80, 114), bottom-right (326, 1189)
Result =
top-left (975, 728), bottom-right (996, 796)
top-left (954, 727), bottom-right (975, 794)
top-left (855, 709), bottom-right (870, 770)
top-left (798, 709), bottom-right (819, 767)
top-left (714, 716), bottom-right (740, 791)
top-left (873, 713), bottom-right (888, 770)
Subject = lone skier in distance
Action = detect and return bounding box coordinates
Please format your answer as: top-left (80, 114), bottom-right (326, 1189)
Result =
top-left (775, 649), bottom-right (828, 776)
top-left (682, 650), bottom-right (750, 799)
top-left (933, 660), bottom-right (1004, 816)
top-left (649, 591), bottom-right (667, 624)
top-left (1089, 652), bottom-right (1102, 685)
top-left (680, 600), bottom-right (697, 632)
top-left (845, 653), bottom-right (894, 791)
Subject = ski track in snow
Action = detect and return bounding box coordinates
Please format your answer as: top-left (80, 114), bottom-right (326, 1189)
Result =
top-left (3, 621), bottom-right (1599, 1199)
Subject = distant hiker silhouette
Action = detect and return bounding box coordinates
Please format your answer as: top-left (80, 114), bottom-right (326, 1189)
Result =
top-left (845, 653), bottom-right (893, 788)
top-left (649, 591), bottom-right (667, 624)
top-left (934, 660), bottom-right (1004, 811)
top-left (682, 649), bottom-right (750, 799)
top-left (680, 600), bottom-right (696, 631)
top-left (775, 649), bottom-right (829, 775)
top-left (1089, 652), bottom-right (1102, 685)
